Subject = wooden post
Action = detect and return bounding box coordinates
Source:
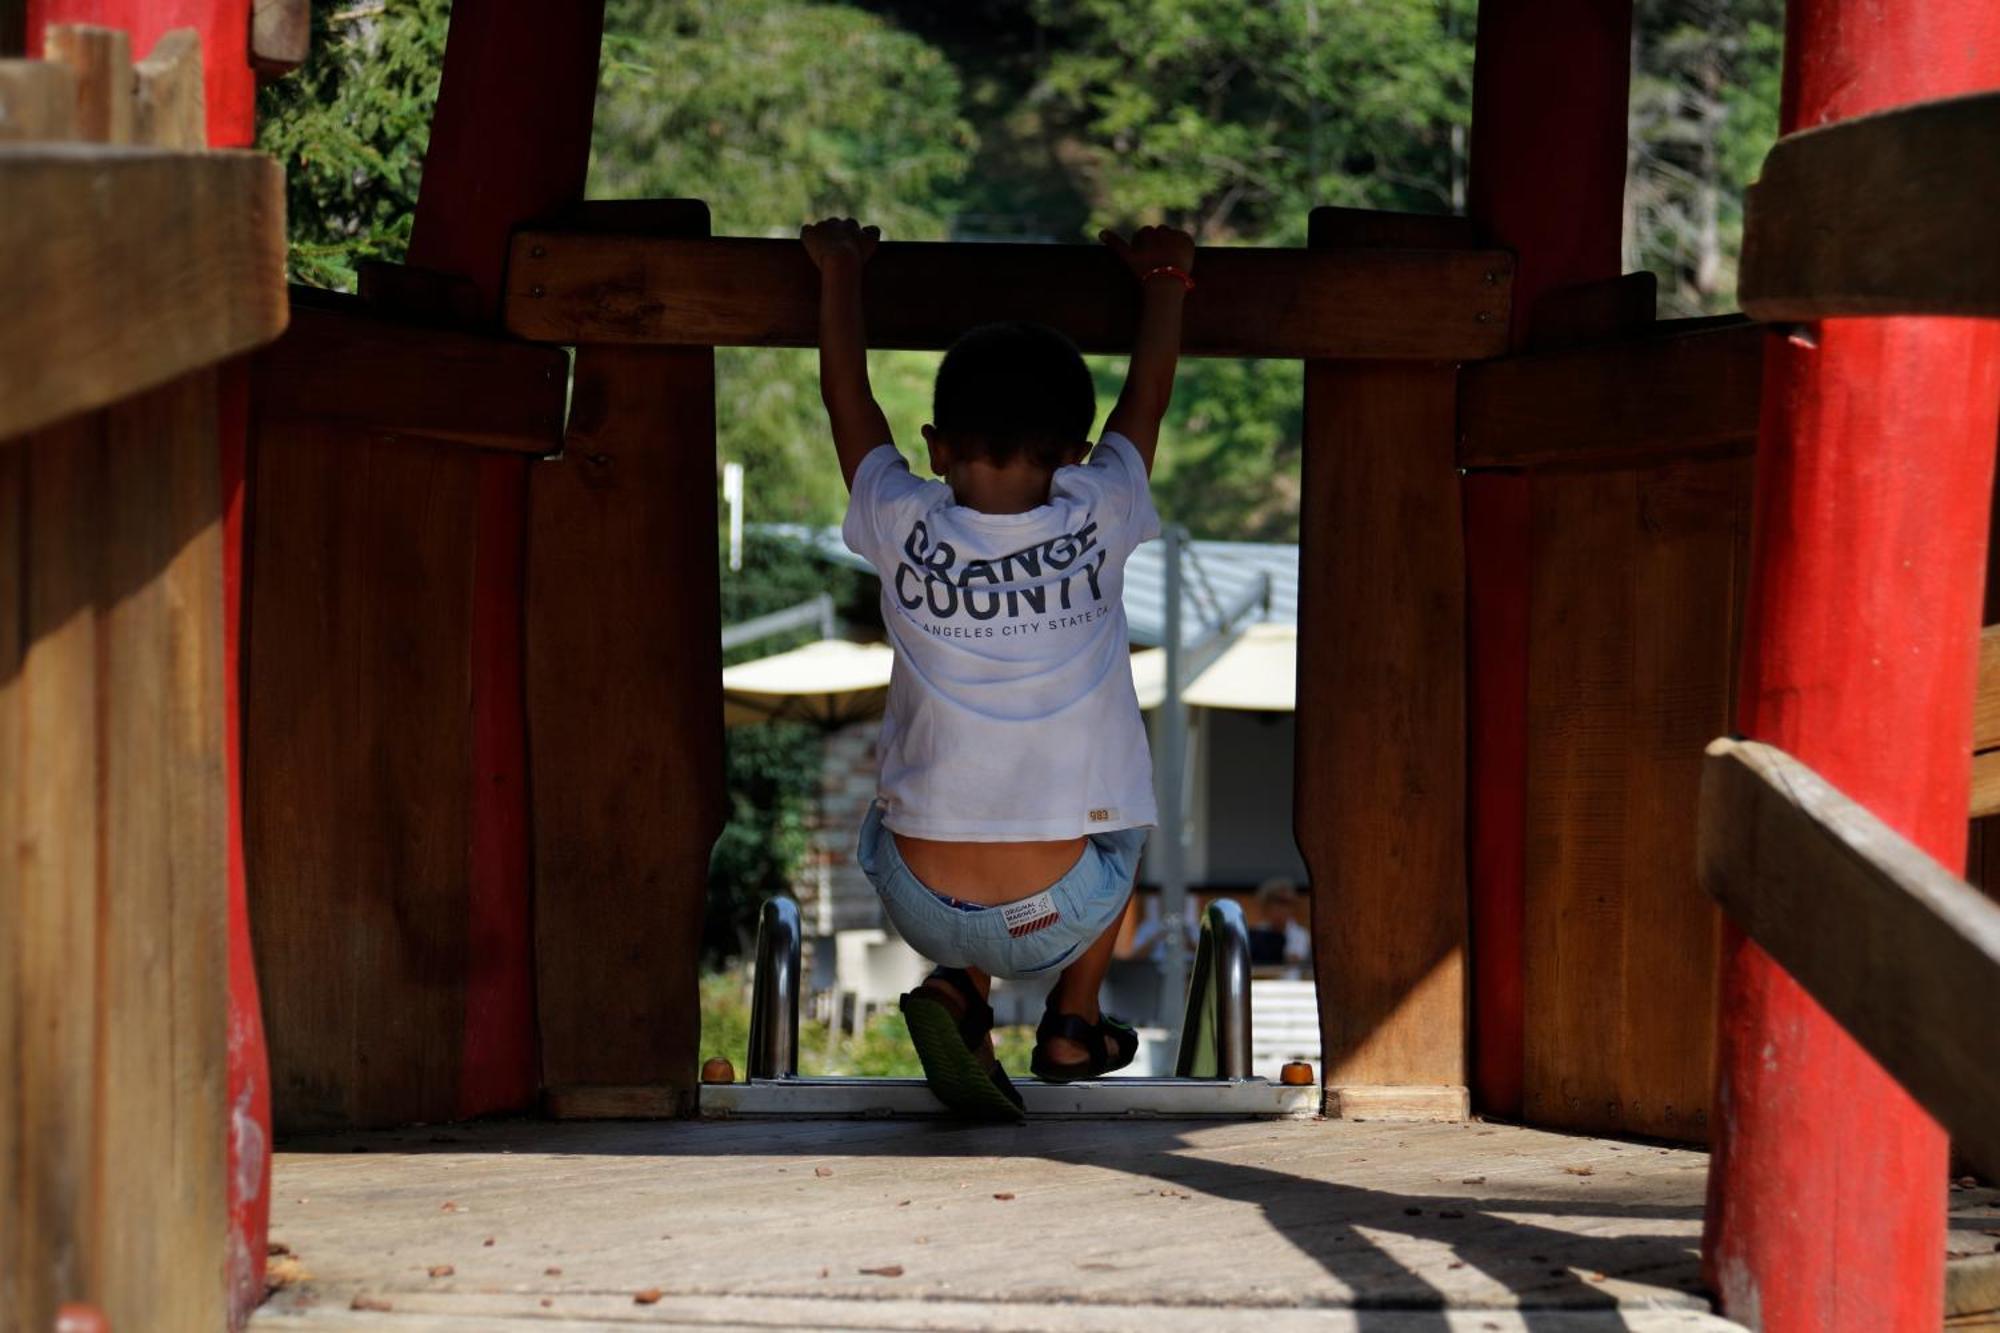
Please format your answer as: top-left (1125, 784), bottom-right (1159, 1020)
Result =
top-left (403, 0), bottom-right (607, 1120)
top-left (246, 0), bottom-right (608, 1131)
top-left (523, 200), bottom-right (724, 1118)
top-left (1296, 208), bottom-right (1474, 1119)
top-left (1462, 0), bottom-right (1634, 1120)
top-left (1702, 0), bottom-right (2000, 1325)
top-left (25, 7), bottom-right (268, 1323)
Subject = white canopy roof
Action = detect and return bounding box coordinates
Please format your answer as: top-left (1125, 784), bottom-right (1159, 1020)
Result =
top-left (726, 626), bottom-right (1295, 727)
top-left (722, 639), bottom-right (895, 727)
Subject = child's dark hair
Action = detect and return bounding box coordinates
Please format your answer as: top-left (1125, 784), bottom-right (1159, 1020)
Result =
top-left (932, 321), bottom-right (1095, 469)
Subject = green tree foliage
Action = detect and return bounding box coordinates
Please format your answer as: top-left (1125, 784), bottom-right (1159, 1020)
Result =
top-left (1626, 0), bottom-right (1784, 314)
top-left (1031, 0), bottom-right (1475, 239)
top-left (255, 0), bottom-right (451, 290)
top-left (594, 0), bottom-right (976, 524)
top-left (1005, 0), bottom-right (1477, 542)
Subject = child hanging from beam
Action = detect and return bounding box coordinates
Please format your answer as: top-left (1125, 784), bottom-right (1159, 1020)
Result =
top-left (803, 215), bottom-right (1193, 1119)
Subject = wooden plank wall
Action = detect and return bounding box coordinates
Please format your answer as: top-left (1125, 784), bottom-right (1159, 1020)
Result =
top-left (1520, 452), bottom-right (1750, 1140)
top-left (244, 416), bottom-right (484, 1129)
top-left (244, 0), bottom-right (607, 1131)
top-left (2, 378), bottom-right (232, 1333)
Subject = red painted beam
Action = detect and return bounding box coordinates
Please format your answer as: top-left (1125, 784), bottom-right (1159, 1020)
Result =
top-left (404, 0), bottom-right (608, 1119)
top-left (1703, 1), bottom-right (2000, 1326)
top-left (1461, 0), bottom-right (1634, 1119)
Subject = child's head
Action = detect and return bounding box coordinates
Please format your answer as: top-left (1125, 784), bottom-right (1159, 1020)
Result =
top-left (923, 322), bottom-right (1095, 486)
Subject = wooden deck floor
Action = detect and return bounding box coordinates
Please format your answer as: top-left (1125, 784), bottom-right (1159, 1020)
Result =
top-left (250, 1114), bottom-right (1770, 1330)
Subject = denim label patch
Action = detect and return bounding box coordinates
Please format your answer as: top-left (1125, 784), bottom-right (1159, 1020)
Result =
top-left (1001, 890), bottom-right (1061, 938)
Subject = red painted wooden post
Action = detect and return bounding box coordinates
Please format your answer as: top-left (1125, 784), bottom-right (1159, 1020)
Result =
top-left (403, 0), bottom-right (609, 1118)
top-left (1462, 0), bottom-right (1633, 1118)
top-left (1704, 1), bottom-right (2000, 1325)
top-left (25, 2), bottom-right (267, 1322)
top-left (25, 0), bottom-right (255, 143)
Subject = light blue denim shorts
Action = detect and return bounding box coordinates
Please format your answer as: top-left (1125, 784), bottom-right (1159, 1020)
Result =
top-left (857, 802), bottom-right (1148, 981)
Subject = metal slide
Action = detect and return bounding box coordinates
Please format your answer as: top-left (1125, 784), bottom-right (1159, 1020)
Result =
top-left (704, 896), bottom-right (1314, 1118)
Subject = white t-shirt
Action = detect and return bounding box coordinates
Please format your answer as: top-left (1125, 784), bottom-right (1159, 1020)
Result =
top-left (841, 434), bottom-right (1161, 841)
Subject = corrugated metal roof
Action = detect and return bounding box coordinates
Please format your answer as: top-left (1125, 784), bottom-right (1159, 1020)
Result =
top-left (763, 524), bottom-right (1299, 649)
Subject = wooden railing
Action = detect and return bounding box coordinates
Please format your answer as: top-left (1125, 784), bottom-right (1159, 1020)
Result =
top-left (1699, 739), bottom-right (2000, 1182)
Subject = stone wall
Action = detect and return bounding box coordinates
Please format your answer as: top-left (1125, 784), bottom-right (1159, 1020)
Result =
top-left (795, 721), bottom-right (885, 934)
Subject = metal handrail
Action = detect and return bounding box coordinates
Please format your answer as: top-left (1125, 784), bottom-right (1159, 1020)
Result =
top-left (746, 896), bottom-right (802, 1079)
top-left (1173, 899), bottom-right (1254, 1079)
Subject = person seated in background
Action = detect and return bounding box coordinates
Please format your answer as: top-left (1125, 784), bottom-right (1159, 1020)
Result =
top-left (1247, 877), bottom-right (1311, 978)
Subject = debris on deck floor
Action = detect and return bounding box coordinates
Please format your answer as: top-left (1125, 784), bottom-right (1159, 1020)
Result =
top-left (251, 1115), bottom-right (1773, 1329)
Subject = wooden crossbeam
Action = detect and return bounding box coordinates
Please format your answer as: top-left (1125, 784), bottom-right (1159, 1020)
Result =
top-left (1698, 739), bottom-right (2000, 1181)
top-left (1, 145), bottom-right (286, 441)
top-left (1457, 319), bottom-right (1763, 468)
top-left (256, 290), bottom-right (568, 454)
top-left (504, 232), bottom-right (1514, 361)
top-left (1741, 91), bottom-right (2000, 321)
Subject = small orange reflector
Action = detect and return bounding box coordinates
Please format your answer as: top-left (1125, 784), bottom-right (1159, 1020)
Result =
top-left (1280, 1061), bottom-right (1315, 1086)
top-left (700, 1056), bottom-right (736, 1085)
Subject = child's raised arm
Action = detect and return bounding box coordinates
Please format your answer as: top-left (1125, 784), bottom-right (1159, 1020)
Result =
top-left (803, 217), bottom-right (894, 489)
top-left (1099, 225), bottom-right (1195, 475)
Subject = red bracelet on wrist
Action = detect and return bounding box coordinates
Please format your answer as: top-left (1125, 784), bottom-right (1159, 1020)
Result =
top-left (1141, 264), bottom-right (1195, 293)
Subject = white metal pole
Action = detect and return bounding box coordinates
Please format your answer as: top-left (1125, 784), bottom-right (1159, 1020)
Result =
top-left (722, 460), bottom-right (745, 572)
top-left (1157, 524), bottom-right (1190, 1028)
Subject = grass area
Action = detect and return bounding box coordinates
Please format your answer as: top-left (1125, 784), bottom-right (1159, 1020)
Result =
top-left (699, 970), bottom-right (1036, 1079)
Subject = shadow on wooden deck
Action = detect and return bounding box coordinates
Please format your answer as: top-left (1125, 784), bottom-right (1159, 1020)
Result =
top-left (253, 1116), bottom-right (1749, 1330)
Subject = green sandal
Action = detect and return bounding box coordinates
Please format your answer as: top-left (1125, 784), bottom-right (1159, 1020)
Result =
top-left (898, 968), bottom-right (1026, 1122)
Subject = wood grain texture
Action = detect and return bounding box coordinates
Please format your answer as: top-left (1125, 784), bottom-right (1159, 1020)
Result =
top-left (1699, 739), bottom-right (2000, 1181)
top-left (1522, 272), bottom-right (1658, 352)
top-left (0, 56), bottom-right (75, 138)
top-left (257, 291), bottom-right (567, 454)
top-left (1296, 360), bottom-right (1466, 1094)
top-left (250, 0), bottom-right (309, 74)
top-left (527, 342), bottom-right (724, 1108)
top-left (132, 26), bottom-right (202, 150)
top-left (0, 434), bottom-right (18, 1327)
top-left (1463, 0), bottom-right (1634, 1127)
top-left (1741, 90), bottom-right (2000, 320)
top-left (1458, 322), bottom-right (1764, 469)
top-left (1320, 1086), bottom-right (1471, 1122)
top-left (1972, 625), bottom-right (2000, 753)
top-left (15, 416), bottom-right (104, 1332)
top-left (397, 0), bottom-right (612, 1122)
top-left (3, 390), bottom-right (234, 1328)
top-left (244, 420), bottom-right (478, 1131)
top-left (255, 1118), bottom-right (1724, 1321)
top-left (1522, 456), bottom-right (1749, 1142)
top-left (95, 374), bottom-right (229, 1331)
top-left (1970, 750), bottom-right (2000, 820)
top-left (1307, 205), bottom-right (1477, 250)
top-left (0, 146), bottom-right (287, 439)
top-left (505, 233), bottom-right (1513, 361)
top-left (43, 23), bottom-right (129, 143)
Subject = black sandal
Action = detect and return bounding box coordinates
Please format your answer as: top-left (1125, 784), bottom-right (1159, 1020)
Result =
top-left (1030, 1001), bottom-right (1140, 1083)
top-left (898, 968), bottom-right (1025, 1122)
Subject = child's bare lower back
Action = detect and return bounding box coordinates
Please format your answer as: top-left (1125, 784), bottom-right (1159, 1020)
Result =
top-left (893, 832), bottom-right (1088, 903)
